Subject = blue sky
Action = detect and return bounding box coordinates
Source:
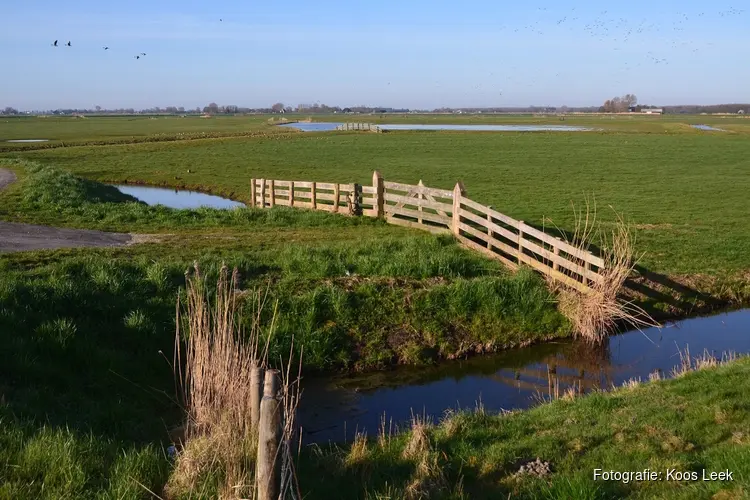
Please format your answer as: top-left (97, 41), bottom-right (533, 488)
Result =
top-left (2, 1), bottom-right (748, 110)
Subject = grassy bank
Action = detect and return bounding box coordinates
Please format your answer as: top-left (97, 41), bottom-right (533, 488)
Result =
top-left (3, 350), bottom-right (748, 498)
top-left (297, 356), bottom-right (750, 499)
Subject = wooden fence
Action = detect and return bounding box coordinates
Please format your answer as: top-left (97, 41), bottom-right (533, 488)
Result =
top-left (250, 172), bottom-right (604, 292)
top-left (335, 122), bottom-right (382, 132)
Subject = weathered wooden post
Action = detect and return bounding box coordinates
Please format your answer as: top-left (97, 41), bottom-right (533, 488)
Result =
top-left (451, 182), bottom-right (465, 236)
top-left (250, 178), bottom-right (257, 207)
top-left (417, 180), bottom-right (424, 224)
top-left (486, 206), bottom-right (493, 249)
top-left (269, 180), bottom-right (275, 208)
top-left (553, 238), bottom-right (561, 272)
top-left (517, 221), bottom-right (525, 263)
top-left (372, 171), bottom-right (384, 219)
top-left (311, 182), bottom-right (317, 210)
top-left (250, 365), bottom-right (265, 433)
top-left (353, 183), bottom-right (363, 216)
top-left (256, 369), bottom-right (282, 500)
top-left (289, 181), bottom-right (295, 207)
top-left (583, 261), bottom-right (591, 287)
top-left (259, 179), bottom-right (266, 208)
top-left (333, 183), bottom-right (340, 213)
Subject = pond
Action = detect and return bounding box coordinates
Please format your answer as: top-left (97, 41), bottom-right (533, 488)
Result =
top-left (278, 122), bottom-right (593, 132)
top-left (691, 125), bottom-right (726, 132)
top-left (299, 308), bottom-right (750, 443)
top-left (111, 184), bottom-right (245, 209)
top-left (5, 139), bottom-right (50, 143)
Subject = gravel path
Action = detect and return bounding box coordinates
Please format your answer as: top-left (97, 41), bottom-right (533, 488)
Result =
top-left (0, 168), bottom-right (134, 252)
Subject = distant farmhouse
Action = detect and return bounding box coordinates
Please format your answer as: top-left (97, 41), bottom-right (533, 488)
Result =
top-left (627, 106), bottom-right (664, 114)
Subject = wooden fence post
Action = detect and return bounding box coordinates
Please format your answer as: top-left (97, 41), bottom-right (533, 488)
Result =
top-left (372, 171), bottom-right (384, 219)
top-left (486, 206), bottom-right (493, 249)
top-left (250, 365), bottom-right (265, 433)
top-left (333, 183), bottom-right (340, 213)
top-left (311, 182), bottom-right (317, 210)
top-left (417, 180), bottom-right (424, 224)
top-left (553, 238), bottom-right (561, 272)
top-left (289, 181), bottom-right (295, 207)
top-left (256, 369), bottom-right (282, 500)
top-left (259, 179), bottom-right (266, 208)
top-left (269, 180), bottom-right (275, 208)
top-left (451, 182), bottom-right (465, 236)
top-left (250, 178), bottom-right (256, 207)
top-left (583, 261), bottom-right (591, 286)
top-left (517, 221), bottom-right (525, 262)
top-left (353, 183), bottom-right (362, 216)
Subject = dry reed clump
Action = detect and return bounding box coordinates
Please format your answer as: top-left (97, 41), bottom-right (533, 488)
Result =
top-left (402, 413), bottom-right (432, 460)
top-left (547, 199), bottom-right (658, 343)
top-left (671, 346), bottom-right (737, 378)
top-left (166, 263), bottom-right (285, 500)
top-left (398, 414), bottom-right (449, 500)
top-left (377, 412), bottom-right (395, 451)
top-left (345, 432), bottom-right (370, 466)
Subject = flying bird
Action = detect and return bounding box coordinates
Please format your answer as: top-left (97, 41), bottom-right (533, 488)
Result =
top-left (103, 46), bottom-right (109, 50)
top-left (140, 52), bottom-right (146, 56)
top-left (135, 55), bottom-right (140, 59)
top-left (52, 40), bottom-right (58, 47)
top-left (66, 41), bottom-right (71, 46)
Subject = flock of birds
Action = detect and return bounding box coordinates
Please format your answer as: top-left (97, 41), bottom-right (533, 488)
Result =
top-left (49, 19), bottom-right (229, 60)
top-left (463, 6), bottom-right (748, 95)
top-left (46, 8), bottom-right (747, 99)
top-left (52, 39), bottom-right (147, 59)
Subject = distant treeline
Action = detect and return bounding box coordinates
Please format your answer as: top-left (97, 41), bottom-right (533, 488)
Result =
top-left (2, 103), bottom-right (748, 116)
top-left (662, 104), bottom-right (749, 114)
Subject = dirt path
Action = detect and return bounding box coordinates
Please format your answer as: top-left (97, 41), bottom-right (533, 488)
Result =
top-left (0, 168), bottom-right (135, 252)
top-left (0, 168), bottom-right (16, 191)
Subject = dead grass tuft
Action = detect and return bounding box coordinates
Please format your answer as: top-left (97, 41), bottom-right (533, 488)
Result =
top-left (672, 346), bottom-right (737, 378)
top-left (377, 412), bottom-right (394, 451)
top-left (402, 413), bottom-right (432, 460)
top-left (345, 432), bottom-right (370, 466)
top-left (547, 198), bottom-right (659, 343)
top-left (405, 452), bottom-right (448, 500)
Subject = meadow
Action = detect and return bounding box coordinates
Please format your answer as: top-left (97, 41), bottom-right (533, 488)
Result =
top-left (3, 114), bottom-right (750, 278)
top-left (1, 113), bottom-right (749, 498)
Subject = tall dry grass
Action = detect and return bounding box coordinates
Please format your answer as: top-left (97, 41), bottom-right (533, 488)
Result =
top-left (166, 262), bottom-right (301, 499)
top-left (546, 198), bottom-right (658, 342)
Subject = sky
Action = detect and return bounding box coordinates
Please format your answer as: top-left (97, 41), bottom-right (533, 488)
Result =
top-left (1, 1), bottom-right (748, 110)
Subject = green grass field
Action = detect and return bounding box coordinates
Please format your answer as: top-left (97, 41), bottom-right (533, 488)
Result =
top-left (1, 114), bottom-right (749, 497)
top-left (3, 114), bottom-right (750, 276)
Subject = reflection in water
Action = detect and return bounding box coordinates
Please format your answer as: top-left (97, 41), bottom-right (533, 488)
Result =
top-left (278, 122), bottom-right (594, 132)
top-left (299, 308), bottom-right (750, 443)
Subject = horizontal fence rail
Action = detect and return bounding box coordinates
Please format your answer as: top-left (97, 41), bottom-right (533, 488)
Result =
top-left (250, 172), bottom-right (604, 292)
